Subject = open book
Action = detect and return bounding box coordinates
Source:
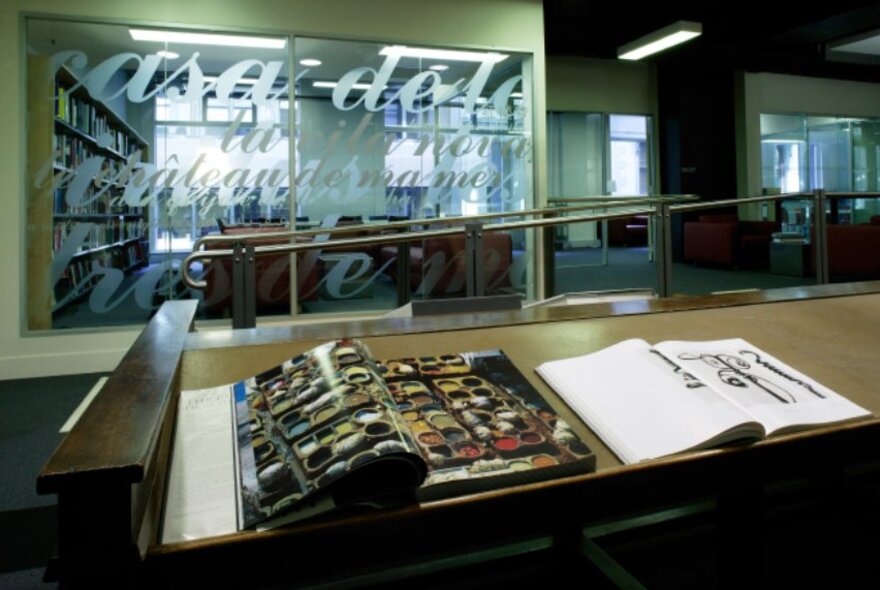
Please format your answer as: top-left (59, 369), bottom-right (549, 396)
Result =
top-left (163, 339), bottom-right (595, 540)
top-left (536, 338), bottom-right (872, 464)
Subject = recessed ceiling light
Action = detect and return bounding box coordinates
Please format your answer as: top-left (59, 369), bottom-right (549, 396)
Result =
top-left (129, 28), bottom-right (287, 49)
top-left (157, 50), bottom-right (180, 59)
top-left (428, 64), bottom-right (449, 72)
top-left (380, 45), bottom-right (507, 63)
top-left (299, 58), bottom-right (322, 67)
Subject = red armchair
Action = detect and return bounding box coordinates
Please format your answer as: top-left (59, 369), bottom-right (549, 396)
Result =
top-left (811, 222), bottom-right (880, 279)
top-left (381, 232), bottom-right (514, 296)
top-left (201, 225), bottom-right (320, 318)
top-left (683, 214), bottom-right (779, 268)
top-left (607, 215), bottom-right (649, 247)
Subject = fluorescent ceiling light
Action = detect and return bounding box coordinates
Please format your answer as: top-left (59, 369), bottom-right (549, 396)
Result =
top-left (157, 50), bottom-right (179, 59)
top-left (617, 21), bottom-right (701, 61)
top-left (510, 92), bottom-right (523, 98)
top-left (380, 45), bottom-right (507, 63)
top-left (429, 64), bottom-right (449, 72)
top-left (313, 80), bottom-right (373, 90)
top-left (204, 75), bottom-right (260, 85)
top-left (299, 58), bottom-right (322, 67)
top-left (129, 28), bottom-right (286, 49)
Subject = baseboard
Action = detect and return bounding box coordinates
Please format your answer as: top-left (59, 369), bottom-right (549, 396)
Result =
top-left (0, 348), bottom-right (127, 380)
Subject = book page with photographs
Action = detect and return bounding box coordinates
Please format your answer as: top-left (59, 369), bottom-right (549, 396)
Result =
top-left (234, 339), bottom-right (426, 529)
top-left (380, 349), bottom-right (595, 497)
top-left (653, 338), bottom-right (872, 435)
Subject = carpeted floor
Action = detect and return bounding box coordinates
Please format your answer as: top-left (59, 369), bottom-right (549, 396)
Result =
top-left (0, 372), bottom-right (106, 586)
top-left (553, 246), bottom-right (812, 295)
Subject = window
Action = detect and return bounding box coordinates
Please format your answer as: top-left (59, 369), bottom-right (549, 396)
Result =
top-left (25, 17), bottom-right (291, 330)
top-left (24, 18), bottom-right (536, 330)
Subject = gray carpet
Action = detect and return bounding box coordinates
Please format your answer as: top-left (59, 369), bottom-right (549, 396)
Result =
top-left (554, 246), bottom-right (812, 295)
top-left (0, 373), bottom-right (104, 580)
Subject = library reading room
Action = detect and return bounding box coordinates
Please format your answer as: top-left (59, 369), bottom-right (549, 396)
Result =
top-left (4, 1), bottom-right (880, 588)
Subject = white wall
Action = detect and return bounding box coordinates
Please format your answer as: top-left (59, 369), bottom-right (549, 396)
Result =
top-left (737, 72), bottom-right (880, 197)
top-left (0, 0), bottom-right (546, 379)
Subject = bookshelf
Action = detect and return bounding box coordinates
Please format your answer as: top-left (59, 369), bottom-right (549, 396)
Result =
top-left (27, 56), bottom-right (151, 329)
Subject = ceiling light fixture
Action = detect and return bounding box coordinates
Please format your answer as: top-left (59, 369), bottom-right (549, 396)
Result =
top-left (312, 80), bottom-right (373, 90)
top-left (203, 75), bottom-right (260, 85)
top-left (129, 28), bottom-right (287, 49)
top-left (428, 64), bottom-right (449, 72)
top-left (299, 58), bottom-right (322, 67)
top-left (380, 45), bottom-right (507, 63)
top-left (617, 21), bottom-right (702, 61)
top-left (157, 50), bottom-right (180, 59)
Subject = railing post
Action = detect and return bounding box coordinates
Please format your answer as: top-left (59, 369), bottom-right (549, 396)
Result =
top-left (396, 240), bottom-right (411, 307)
top-left (543, 211), bottom-right (556, 298)
top-left (465, 222), bottom-right (485, 297)
top-left (814, 189), bottom-right (830, 285)
top-left (655, 203), bottom-right (673, 298)
top-left (232, 242), bottom-right (257, 329)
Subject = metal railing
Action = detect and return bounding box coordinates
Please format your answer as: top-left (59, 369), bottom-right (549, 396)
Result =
top-left (181, 191), bottom-right (880, 328)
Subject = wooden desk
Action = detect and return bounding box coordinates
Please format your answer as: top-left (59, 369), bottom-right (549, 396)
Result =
top-left (38, 282), bottom-right (880, 588)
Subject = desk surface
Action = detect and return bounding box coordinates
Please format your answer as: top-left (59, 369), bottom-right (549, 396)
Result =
top-left (181, 286), bottom-right (880, 473)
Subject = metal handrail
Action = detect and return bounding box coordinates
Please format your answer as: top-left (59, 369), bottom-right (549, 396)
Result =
top-left (669, 191), bottom-right (880, 214)
top-left (193, 194), bottom-right (700, 250)
top-left (669, 192), bottom-right (809, 213)
top-left (549, 194), bottom-right (699, 203)
top-left (822, 191), bottom-right (880, 200)
top-left (181, 207), bottom-right (659, 290)
top-left (180, 187), bottom-right (880, 329)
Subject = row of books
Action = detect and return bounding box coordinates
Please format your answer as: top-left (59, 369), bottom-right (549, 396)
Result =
top-left (52, 240), bottom-right (148, 309)
top-left (52, 186), bottom-right (142, 217)
top-left (53, 220), bottom-right (147, 254)
top-left (53, 133), bottom-right (137, 172)
top-left (55, 85), bottom-right (141, 157)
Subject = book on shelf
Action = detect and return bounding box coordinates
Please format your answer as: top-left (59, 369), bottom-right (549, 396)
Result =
top-left (536, 338), bottom-right (872, 464)
top-left (162, 340), bottom-right (594, 541)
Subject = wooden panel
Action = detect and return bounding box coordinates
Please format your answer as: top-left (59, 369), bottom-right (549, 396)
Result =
top-left (26, 55), bottom-right (54, 331)
top-left (41, 287), bottom-right (880, 587)
top-left (38, 300), bottom-right (199, 493)
top-left (39, 301), bottom-right (198, 586)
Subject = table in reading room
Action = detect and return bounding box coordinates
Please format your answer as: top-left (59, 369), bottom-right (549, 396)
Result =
top-left (38, 281), bottom-right (880, 589)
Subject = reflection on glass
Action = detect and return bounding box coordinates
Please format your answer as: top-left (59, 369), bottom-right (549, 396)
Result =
top-left (25, 17), bottom-right (290, 329)
top-left (25, 21), bottom-right (536, 330)
top-left (293, 38), bottom-right (534, 312)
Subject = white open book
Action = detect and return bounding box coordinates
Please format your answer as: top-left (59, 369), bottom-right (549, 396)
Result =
top-left (536, 338), bottom-right (872, 464)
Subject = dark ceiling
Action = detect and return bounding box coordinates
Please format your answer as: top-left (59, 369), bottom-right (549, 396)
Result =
top-left (544, 1), bottom-right (880, 79)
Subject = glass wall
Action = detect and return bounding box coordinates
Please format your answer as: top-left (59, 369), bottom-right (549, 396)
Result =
top-left (24, 18), bottom-right (535, 331)
top-left (293, 38), bottom-right (534, 314)
top-left (760, 113), bottom-right (880, 226)
top-left (547, 112), bottom-right (655, 296)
